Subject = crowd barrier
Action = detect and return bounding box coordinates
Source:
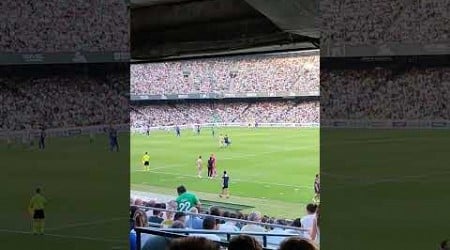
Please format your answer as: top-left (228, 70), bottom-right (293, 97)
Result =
top-left (132, 205), bottom-right (307, 249)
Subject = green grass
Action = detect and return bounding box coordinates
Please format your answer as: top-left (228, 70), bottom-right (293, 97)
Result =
top-left (0, 135), bottom-right (129, 250)
top-left (130, 127), bottom-right (320, 218)
top-left (322, 129), bottom-right (450, 250)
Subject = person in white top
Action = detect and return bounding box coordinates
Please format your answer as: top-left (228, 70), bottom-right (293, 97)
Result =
top-left (241, 211), bottom-right (266, 243)
top-left (310, 207), bottom-right (320, 245)
top-left (300, 203), bottom-right (318, 239)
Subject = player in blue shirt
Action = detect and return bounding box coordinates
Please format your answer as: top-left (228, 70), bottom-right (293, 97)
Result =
top-left (175, 126), bottom-right (181, 137)
top-left (219, 171), bottom-right (230, 198)
top-left (38, 128), bottom-right (46, 150)
top-left (109, 126), bottom-right (119, 152)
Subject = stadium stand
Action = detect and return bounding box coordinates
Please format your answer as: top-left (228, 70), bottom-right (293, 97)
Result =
top-left (321, 66), bottom-right (449, 120)
top-left (0, 0), bottom-right (128, 52)
top-left (129, 203), bottom-right (319, 250)
top-left (0, 65), bottom-right (128, 131)
top-left (131, 53), bottom-right (319, 95)
top-left (131, 100), bottom-right (319, 129)
top-left (321, 0), bottom-right (449, 46)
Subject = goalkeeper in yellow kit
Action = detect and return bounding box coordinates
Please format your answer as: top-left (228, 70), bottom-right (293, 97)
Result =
top-left (142, 152), bottom-right (150, 171)
top-left (28, 187), bottom-right (47, 235)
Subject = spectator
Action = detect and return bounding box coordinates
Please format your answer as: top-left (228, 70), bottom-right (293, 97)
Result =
top-left (278, 237), bottom-right (318, 250)
top-left (174, 211), bottom-right (187, 225)
top-left (168, 237), bottom-right (220, 250)
top-left (148, 203), bottom-right (165, 225)
top-left (190, 216), bottom-right (222, 242)
top-left (186, 207), bottom-right (204, 229)
top-left (130, 210), bottom-right (151, 250)
top-left (267, 219), bottom-right (290, 246)
top-left (228, 234), bottom-right (263, 250)
top-left (301, 204), bottom-right (317, 239)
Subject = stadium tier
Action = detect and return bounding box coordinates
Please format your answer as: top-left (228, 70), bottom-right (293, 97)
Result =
top-left (0, 0), bottom-right (128, 53)
top-left (131, 52), bottom-right (319, 95)
top-left (0, 65), bottom-right (128, 131)
top-left (321, 0), bottom-right (449, 46)
top-left (321, 66), bottom-right (449, 120)
top-left (131, 100), bottom-right (319, 129)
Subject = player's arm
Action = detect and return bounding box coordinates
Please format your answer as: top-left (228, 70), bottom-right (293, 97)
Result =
top-left (28, 198), bottom-right (34, 215)
top-left (194, 196), bottom-right (201, 209)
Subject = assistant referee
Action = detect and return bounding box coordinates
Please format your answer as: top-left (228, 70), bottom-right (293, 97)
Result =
top-left (28, 187), bottom-right (47, 235)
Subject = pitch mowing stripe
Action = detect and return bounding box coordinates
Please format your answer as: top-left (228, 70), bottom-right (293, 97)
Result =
top-left (45, 217), bottom-right (127, 232)
top-left (135, 170), bottom-right (312, 189)
top-left (0, 229), bottom-right (124, 243)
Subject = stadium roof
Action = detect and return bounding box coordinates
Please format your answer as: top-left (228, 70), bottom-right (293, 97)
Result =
top-left (130, 0), bottom-right (319, 61)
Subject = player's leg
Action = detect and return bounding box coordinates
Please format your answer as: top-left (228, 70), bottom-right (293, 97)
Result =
top-left (225, 188), bottom-right (229, 198)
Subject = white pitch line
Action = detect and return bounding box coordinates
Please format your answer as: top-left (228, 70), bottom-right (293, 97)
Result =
top-left (0, 228), bottom-right (124, 243)
top-left (46, 217), bottom-right (126, 232)
top-left (145, 170), bottom-right (312, 189)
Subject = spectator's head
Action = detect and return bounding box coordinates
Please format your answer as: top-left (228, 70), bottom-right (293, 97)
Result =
top-left (36, 187), bottom-right (41, 193)
top-left (153, 203), bottom-right (163, 216)
top-left (174, 212), bottom-right (186, 223)
top-left (168, 237), bottom-right (219, 250)
top-left (190, 207), bottom-right (199, 214)
top-left (133, 209), bottom-right (148, 228)
top-left (279, 237), bottom-right (318, 250)
top-left (177, 185), bottom-right (186, 195)
top-left (170, 221), bottom-right (185, 229)
top-left (134, 199), bottom-right (144, 206)
top-left (440, 240), bottom-right (449, 250)
top-left (228, 235), bottom-right (263, 250)
top-left (222, 211), bottom-right (230, 218)
top-left (209, 206), bottom-right (222, 216)
top-left (202, 216), bottom-right (218, 230)
top-left (306, 203), bottom-right (318, 214)
top-left (248, 211), bottom-right (262, 222)
top-left (291, 218), bottom-right (302, 228)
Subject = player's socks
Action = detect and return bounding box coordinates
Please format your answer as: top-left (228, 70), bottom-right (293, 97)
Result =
top-left (38, 220), bottom-right (45, 234)
top-left (32, 221), bottom-right (38, 234)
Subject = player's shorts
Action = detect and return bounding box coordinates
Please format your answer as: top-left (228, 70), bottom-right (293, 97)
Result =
top-left (33, 209), bottom-right (45, 219)
top-left (314, 187), bottom-right (320, 194)
top-left (222, 185), bottom-right (228, 189)
top-left (144, 161), bottom-right (149, 166)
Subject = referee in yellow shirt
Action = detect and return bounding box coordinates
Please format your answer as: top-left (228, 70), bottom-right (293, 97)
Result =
top-left (142, 152), bottom-right (150, 171)
top-left (28, 187), bottom-right (47, 235)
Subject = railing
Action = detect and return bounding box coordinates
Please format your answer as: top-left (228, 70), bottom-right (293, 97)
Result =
top-left (132, 205), bottom-right (310, 248)
top-left (132, 204), bottom-right (309, 233)
top-left (135, 227), bottom-right (300, 250)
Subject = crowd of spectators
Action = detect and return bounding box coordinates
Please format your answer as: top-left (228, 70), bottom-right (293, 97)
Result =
top-left (130, 197), bottom-right (320, 250)
top-left (321, 0), bottom-right (449, 46)
top-left (131, 53), bottom-right (319, 95)
top-left (0, 0), bottom-right (128, 52)
top-left (321, 66), bottom-right (449, 120)
top-left (131, 100), bottom-right (319, 129)
top-left (0, 73), bottom-right (128, 131)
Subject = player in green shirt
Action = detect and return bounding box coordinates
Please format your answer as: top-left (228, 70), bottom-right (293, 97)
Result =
top-left (175, 185), bottom-right (201, 212)
top-left (28, 187), bottom-right (47, 235)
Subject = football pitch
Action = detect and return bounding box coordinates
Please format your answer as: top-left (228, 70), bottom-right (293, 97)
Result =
top-left (130, 127), bottom-right (320, 218)
top-left (0, 135), bottom-right (129, 250)
top-left (322, 129), bottom-right (450, 250)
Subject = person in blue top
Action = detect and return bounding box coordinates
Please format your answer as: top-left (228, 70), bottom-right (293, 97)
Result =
top-left (108, 125), bottom-right (119, 152)
top-left (175, 126), bottom-right (181, 137)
